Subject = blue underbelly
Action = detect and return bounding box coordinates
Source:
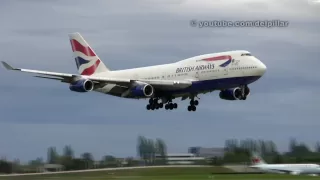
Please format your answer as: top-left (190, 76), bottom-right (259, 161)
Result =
top-left (167, 76), bottom-right (261, 94)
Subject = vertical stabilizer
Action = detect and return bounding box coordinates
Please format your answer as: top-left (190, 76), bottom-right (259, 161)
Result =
top-left (251, 152), bottom-right (267, 165)
top-left (69, 32), bottom-right (110, 76)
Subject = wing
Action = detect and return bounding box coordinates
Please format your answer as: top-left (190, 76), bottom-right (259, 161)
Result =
top-left (1, 61), bottom-right (192, 90)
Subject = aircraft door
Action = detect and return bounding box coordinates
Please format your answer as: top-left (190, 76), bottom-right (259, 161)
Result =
top-left (223, 67), bottom-right (228, 76)
top-left (195, 71), bottom-right (199, 79)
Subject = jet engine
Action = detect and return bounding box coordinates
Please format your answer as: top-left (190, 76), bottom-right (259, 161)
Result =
top-left (130, 83), bottom-right (154, 98)
top-left (219, 87), bottom-right (243, 100)
top-left (219, 86), bottom-right (250, 100)
top-left (69, 79), bottom-right (94, 92)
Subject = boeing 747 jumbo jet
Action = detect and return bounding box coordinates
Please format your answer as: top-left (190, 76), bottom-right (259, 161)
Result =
top-left (1, 32), bottom-right (267, 111)
top-left (250, 153), bottom-right (320, 176)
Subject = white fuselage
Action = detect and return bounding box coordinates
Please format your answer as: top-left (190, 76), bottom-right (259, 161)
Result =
top-left (93, 50), bottom-right (267, 98)
top-left (251, 164), bottom-right (320, 175)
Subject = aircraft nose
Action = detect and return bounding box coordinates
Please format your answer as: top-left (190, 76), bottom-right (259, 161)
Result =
top-left (256, 59), bottom-right (267, 75)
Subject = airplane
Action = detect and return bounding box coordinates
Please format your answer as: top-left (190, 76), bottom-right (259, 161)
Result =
top-left (249, 152), bottom-right (320, 176)
top-left (1, 32), bottom-right (267, 112)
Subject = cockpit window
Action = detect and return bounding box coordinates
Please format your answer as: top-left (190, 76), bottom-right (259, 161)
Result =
top-left (241, 53), bottom-right (252, 56)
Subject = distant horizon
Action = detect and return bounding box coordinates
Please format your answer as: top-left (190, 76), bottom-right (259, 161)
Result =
top-left (1, 136), bottom-right (318, 164)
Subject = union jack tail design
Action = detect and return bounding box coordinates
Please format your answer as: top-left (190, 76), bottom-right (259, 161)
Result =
top-left (251, 152), bottom-right (266, 165)
top-left (69, 32), bottom-right (110, 76)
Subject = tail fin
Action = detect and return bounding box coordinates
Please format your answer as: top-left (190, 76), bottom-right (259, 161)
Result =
top-left (250, 152), bottom-right (266, 165)
top-left (68, 32), bottom-right (110, 76)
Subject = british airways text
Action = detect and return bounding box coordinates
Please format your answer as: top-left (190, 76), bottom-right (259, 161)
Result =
top-left (176, 64), bottom-right (215, 73)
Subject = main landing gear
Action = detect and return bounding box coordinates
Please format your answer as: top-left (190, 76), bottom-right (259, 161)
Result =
top-left (146, 97), bottom-right (200, 112)
top-left (187, 99), bottom-right (199, 112)
top-left (146, 98), bottom-right (177, 111)
top-left (164, 102), bottom-right (178, 110)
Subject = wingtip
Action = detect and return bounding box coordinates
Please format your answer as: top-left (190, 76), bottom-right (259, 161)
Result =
top-left (1, 61), bottom-right (15, 70)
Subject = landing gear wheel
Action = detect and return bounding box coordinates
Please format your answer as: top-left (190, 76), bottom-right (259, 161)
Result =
top-left (190, 100), bottom-right (195, 106)
top-left (154, 98), bottom-right (159, 104)
top-left (147, 98), bottom-right (166, 110)
top-left (173, 103), bottom-right (177, 109)
top-left (188, 105), bottom-right (196, 111)
top-left (194, 100), bottom-right (199, 106)
top-left (165, 104), bottom-right (169, 110)
top-left (159, 103), bottom-right (163, 108)
top-left (169, 103), bottom-right (174, 110)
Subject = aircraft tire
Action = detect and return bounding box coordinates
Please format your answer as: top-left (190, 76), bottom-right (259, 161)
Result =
top-left (169, 103), bottom-right (174, 110)
top-left (173, 103), bottom-right (177, 109)
top-left (159, 103), bottom-right (163, 108)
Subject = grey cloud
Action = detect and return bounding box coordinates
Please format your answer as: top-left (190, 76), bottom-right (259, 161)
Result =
top-left (170, 0), bottom-right (320, 20)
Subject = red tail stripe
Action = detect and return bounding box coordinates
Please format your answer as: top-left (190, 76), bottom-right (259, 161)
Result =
top-left (202, 55), bottom-right (231, 61)
top-left (80, 60), bottom-right (101, 76)
top-left (70, 39), bottom-right (96, 57)
top-left (252, 158), bottom-right (261, 163)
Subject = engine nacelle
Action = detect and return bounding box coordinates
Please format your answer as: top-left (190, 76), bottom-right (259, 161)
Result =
top-left (219, 87), bottom-right (242, 100)
top-left (130, 83), bottom-right (154, 98)
top-left (69, 79), bottom-right (94, 92)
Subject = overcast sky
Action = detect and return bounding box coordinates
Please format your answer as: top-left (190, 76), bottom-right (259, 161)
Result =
top-left (0, 0), bottom-right (319, 162)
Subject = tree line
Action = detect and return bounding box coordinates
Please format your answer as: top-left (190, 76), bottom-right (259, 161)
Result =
top-left (1, 137), bottom-right (320, 174)
top-left (137, 136), bottom-right (167, 165)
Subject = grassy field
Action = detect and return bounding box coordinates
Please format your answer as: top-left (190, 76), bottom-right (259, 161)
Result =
top-left (0, 167), bottom-right (319, 180)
